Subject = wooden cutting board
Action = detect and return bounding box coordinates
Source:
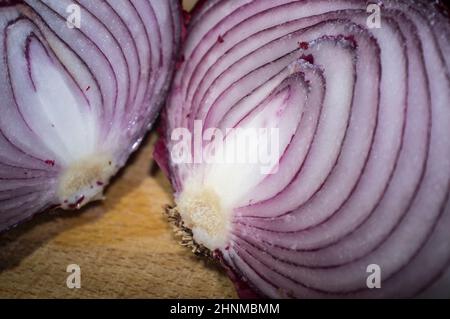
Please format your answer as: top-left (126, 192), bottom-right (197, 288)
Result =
top-left (0, 0), bottom-right (236, 299)
top-left (0, 133), bottom-right (237, 298)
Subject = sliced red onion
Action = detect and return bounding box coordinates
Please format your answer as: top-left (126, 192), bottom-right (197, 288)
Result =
top-left (0, 0), bottom-right (181, 231)
top-left (159, 0), bottom-right (450, 298)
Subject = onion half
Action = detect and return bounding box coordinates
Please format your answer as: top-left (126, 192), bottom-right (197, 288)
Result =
top-left (159, 0), bottom-right (450, 298)
top-left (0, 0), bottom-right (181, 231)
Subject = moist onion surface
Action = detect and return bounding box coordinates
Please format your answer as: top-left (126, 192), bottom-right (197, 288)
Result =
top-left (159, 0), bottom-right (450, 298)
top-left (0, 0), bottom-right (181, 231)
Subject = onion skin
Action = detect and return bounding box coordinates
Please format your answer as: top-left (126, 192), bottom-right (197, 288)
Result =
top-left (0, 0), bottom-right (181, 232)
top-left (159, 0), bottom-right (450, 298)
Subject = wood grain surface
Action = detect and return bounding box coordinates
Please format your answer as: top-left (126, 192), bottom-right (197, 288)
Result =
top-left (0, 133), bottom-right (237, 298)
top-left (0, 0), bottom-right (235, 299)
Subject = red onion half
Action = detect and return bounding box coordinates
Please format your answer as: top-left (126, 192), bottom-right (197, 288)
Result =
top-left (0, 0), bottom-right (180, 231)
top-left (158, 0), bottom-right (450, 298)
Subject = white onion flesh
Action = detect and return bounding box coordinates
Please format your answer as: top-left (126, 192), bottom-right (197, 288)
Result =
top-left (159, 0), bottom-right (450, 298)
top-left (0, 0), bottom-right (181, 231)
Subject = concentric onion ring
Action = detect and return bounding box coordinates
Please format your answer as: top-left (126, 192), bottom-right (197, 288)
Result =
top-left (0, 0), bottom-right (181, 231)
top-left (159, 0), bottom-right (450, 298)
